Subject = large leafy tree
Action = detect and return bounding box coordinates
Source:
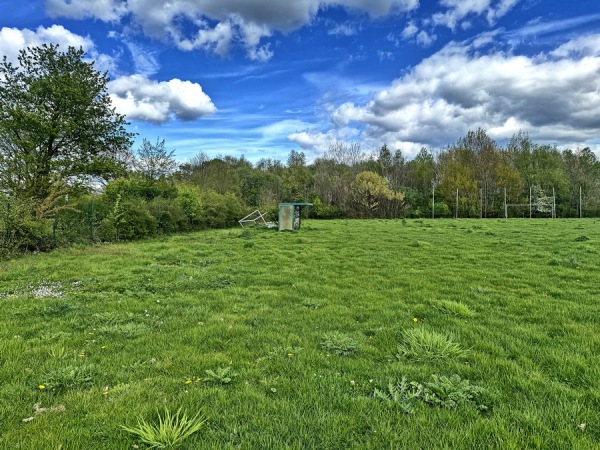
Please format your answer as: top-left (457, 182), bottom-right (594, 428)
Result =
top-left (0, 44), bottom-right (134, 204)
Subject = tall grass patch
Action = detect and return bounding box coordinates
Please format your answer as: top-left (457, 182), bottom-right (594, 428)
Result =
top-left (396, 328), bottom-right (470, 362)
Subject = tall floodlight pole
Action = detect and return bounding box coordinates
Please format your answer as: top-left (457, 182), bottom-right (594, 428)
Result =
top-left (580, 186), bottom-right (583, 218)
top-left (504, 187), bottom-right (508, 219)
top-left (455, 189), bottom-right (459, 219)
top-left (432, 181), bottom-right (435, 219)
top-left (552, 187), bottom-right (556, 219)
top-left (479, 188), bottom-right (483, 218)
top-left (529, 186), bottom-right (532, 218)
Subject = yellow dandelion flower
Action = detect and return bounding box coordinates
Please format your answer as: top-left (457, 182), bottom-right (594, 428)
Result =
top-left (101, 345), bottom-right (107, 349)
top-left (184, 379), bottom-right (192, 385)
top-left (38, 385), bottom-right (46, 389)
top-left (287, 353), bottom-right (293, 357)
top-left (412, 317), bottom-right (418, 323)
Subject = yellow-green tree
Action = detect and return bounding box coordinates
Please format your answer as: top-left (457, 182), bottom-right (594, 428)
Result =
top-left (351, 171), bottom-right (404, 218)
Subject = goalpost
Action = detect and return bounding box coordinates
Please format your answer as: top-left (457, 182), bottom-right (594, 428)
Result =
top-left (504, 186), bottom-right (556, 219)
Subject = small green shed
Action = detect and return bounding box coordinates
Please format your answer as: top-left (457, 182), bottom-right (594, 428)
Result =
top-left (278, 202), bottom-right (313, 231)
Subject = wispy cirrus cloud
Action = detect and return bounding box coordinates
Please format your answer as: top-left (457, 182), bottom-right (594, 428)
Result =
top-left (505, 13), bottom-right (600, 42)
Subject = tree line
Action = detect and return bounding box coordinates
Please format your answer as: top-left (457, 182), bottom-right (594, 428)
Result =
top-left (175, 130), bottom-right (600, 221)
top-left (1, 45), bottom-right (599, 255)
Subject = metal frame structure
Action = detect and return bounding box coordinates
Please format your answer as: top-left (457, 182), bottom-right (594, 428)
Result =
top-left (238, 210), bottom-right (276, 228)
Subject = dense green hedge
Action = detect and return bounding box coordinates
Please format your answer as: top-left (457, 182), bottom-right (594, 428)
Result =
top-left (0, 179), bottom-right (245, 257)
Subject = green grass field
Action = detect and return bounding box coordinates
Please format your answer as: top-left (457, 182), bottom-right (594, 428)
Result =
top-left (1, 219), bottom-right (599, 449)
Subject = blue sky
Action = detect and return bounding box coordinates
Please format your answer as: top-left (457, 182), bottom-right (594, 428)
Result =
top-left (1, 0), bottom-right (599, 163)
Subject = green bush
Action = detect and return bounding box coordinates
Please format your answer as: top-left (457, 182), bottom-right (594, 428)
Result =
top-left (105, 176), bottom-right (178, 201)
top-left (198, 190), bottom-right (244, 228)
top-left (148, 197), bottom-right (189, 234)
top-left (176, 185), bottom-right (203, 228)
top-left (433, 201), bottom-right (452, 218)
top-left (309, 197), bottom-right (348, 219)
top-left (97, 196), bottom-right (156, 241)
top-left (0, 198), bottom-right (54, 254)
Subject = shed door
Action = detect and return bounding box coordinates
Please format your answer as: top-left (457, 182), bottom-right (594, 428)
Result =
top-left (279, 205), bottom-right (294, 230)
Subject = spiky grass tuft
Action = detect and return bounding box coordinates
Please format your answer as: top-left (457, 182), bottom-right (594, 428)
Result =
top-left (121, 408), bottom-right (206, 449)
top-left (397, 328), bottom-right (469, 362)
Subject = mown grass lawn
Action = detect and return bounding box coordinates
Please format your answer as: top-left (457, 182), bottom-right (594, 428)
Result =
top-left (1, 219), bottom-right (599, 449)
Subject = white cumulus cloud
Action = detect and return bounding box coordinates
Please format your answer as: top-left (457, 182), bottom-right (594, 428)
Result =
top-left (0, 25), bottom-right (94, 63)
top-left (0, 25), bottom-right (116, 73)
top-left (108, 75), bottom-right (217, 123)
top-left (329, 33), bottom-right (600, 155)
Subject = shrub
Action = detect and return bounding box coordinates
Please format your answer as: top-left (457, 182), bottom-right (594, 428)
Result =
top-left (148, 197), bottom-right (189, 234)
top-left (176, 185), bottom-right (203, 228)
top-left (433, 201), bottom-right (452, 218)
top-left (105, 176), bottom-right (178, 201)
top-left (309, 196), bottom-right (348, 219)
top-left (198, 190), bottom-right (244, 228)
top-left (97, 196), bottom-right (156, 241)
top-left (0, 197), bottom-right (54, 254)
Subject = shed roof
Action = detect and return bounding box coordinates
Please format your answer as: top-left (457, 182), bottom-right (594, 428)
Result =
top-left (278, 202), bottom-right (313, 207)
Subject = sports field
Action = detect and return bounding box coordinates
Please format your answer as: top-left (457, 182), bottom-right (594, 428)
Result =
top-left (0, 219), bottom-right (598, 449)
